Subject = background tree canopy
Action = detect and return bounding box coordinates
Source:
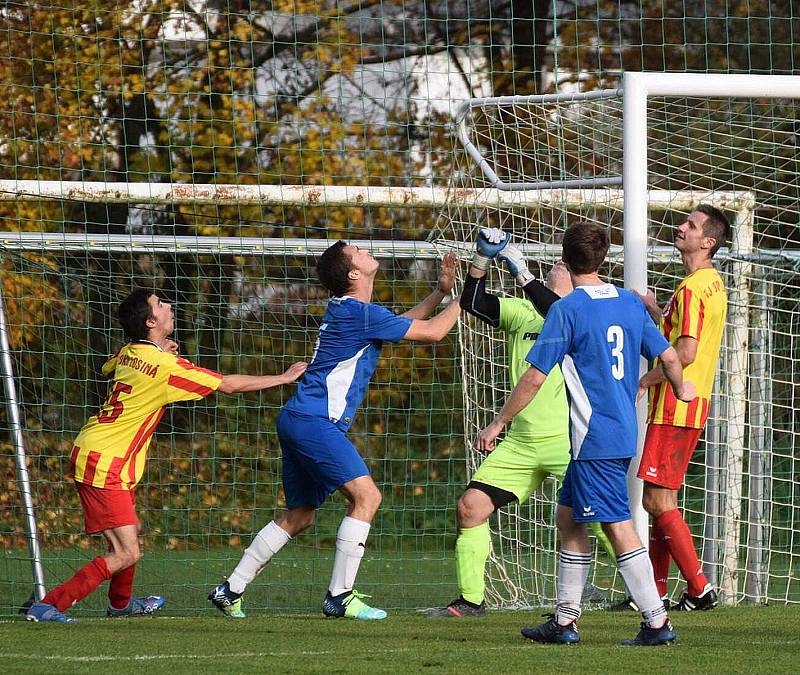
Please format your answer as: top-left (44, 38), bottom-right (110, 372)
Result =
top-left (1, 1), bottom-right (799, 549)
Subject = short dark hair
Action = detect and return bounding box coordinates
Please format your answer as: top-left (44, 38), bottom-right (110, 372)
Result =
top-left (694, 204), bottom-right (730, 258)
top-left (562, 222), bottom-right (610, 275)
top-left (118, 289), bottom-right (155, 341)
top-left (316, 240), bottom-right (353, 296)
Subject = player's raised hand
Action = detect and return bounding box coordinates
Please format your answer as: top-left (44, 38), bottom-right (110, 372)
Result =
top-left (164, 339), bottom-right (179, 354)
top-left (475, 419), bottom-right (505, 453)
top-left (476, 227), bottom-right (510, 257)
top-left (472, 227), bottom-right (510, 272)
top-left (546, 260), bottom-right (573, 297)
top-left (497, 244), bottom-right (535, 285)
top-left (437, 252), bottom-right (457, 294)
top-left (280, 361), bottom-right (308, 384)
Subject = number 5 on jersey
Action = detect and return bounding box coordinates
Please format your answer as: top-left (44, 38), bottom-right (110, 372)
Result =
top-left (97, 382), bottom-right (133, 423)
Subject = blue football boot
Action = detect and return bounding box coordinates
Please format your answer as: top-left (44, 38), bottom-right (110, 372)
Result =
top-left (322, 590), bottom-right (387, 620)
top-left (26, 601), bottom-right (76, 623)
top-left (521, 614), bottom-right (580, 644)
top-left (107, 595), bottom-right (165, 617)
top-left (208, 581), bottom-right (245, 618)
top-left (622, 620), bottom-right (677, 646)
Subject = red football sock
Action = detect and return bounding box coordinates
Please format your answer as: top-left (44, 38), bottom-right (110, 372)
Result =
top-left (655, 509), bottom-right (709, 597)
top-left (42, 556), bottom-right (112, 612)
top-left (648, 520), bottom-right (671, 598)
top-left (108, 563), bottom-right (136, 610)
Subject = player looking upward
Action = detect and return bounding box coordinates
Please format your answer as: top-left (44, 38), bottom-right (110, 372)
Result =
top-left (210, 243), bottom-right (461, 620)
top-left (634, 205), bottom-right (729, 612)
top-left (427, 228), bottom-right (614, 618)
top-left (26, 289), bottom-right (307, 623)
top-left (476, 222), bottom-right (696, 646)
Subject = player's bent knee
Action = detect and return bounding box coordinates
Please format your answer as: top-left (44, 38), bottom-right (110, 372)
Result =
top-left (641, 490), bottom-right (671, 517)
top-left (456, 494), bottom-right (492, 528)
top-left (463, 482), bottom-right (515, 521)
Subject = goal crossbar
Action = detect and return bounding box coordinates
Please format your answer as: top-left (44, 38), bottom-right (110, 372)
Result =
top-left (0, 180), bottom-right (753, 211)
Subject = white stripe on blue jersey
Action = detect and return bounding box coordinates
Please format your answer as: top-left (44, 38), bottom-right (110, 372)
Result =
top-left (284, 296), bottom-right (412, 430)
top-left (525, 284), bottom-right (669, 460)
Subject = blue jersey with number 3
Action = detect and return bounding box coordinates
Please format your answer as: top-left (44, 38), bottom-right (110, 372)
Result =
top-left (525, 285), bottom-right (669, 460)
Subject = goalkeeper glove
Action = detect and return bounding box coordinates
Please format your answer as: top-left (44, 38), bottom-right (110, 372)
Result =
top-left (472, 227), bottom-right (510, 271)
top-left (497, 244), bottom-right (534, 285)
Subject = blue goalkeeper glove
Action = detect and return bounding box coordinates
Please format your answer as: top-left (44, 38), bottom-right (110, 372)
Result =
top-left (497, 244), bottom-right (534, 285)
top-left (472, 227), bottom-right (510, 271)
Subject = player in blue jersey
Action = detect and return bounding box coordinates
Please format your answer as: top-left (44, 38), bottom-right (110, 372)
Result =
top-left (476, 222), bottom-right (696, 646)
top-left (210, 241), bottom-right (461, 620)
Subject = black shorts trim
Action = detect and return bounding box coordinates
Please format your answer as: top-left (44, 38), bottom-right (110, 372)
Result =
top-left (467, 481), bottom-right (518, 511)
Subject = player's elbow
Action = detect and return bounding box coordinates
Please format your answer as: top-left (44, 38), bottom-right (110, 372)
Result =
top-left (406, 322), bottom-right (446, 343)
top-left (659, 346), bottom-right (680, 369)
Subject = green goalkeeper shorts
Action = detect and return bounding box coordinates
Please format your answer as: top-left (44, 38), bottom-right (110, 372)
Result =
top-left (470, 434), bottom-right (570, 504)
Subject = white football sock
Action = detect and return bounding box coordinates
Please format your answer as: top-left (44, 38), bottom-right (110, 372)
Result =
top-left (555, 549), bottom-right (592, 626)
top-left (228, 521), bottom-right (291, 594)
top-left (617, 547), bottom-right (668, 628)
top-left (329, 516), bottom-right (371, 597)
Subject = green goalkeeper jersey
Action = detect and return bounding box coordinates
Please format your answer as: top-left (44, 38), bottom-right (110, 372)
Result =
top-left (499, 297), bottom-right (568, 441)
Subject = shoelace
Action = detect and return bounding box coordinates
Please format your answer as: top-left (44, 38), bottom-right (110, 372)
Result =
top-left (342, 590), bottom-right (372, 606)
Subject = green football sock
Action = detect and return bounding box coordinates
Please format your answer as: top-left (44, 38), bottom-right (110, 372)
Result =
top-left (590, 521), bottom-right (615, 559)
top-left (455, 522), bottom-right (490, 605)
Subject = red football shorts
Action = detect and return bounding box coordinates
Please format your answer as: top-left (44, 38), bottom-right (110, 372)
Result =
top-left (75, 482), bottom-right (138, 534)
top-left (637, 423), bottom-right (704, 489)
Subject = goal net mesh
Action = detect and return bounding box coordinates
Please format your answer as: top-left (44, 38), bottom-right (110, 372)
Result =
top-left (430, 92), bottom-right (800, 607)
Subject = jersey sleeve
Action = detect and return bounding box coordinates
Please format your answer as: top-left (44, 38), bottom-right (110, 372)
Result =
top-left (675, 283), bottom-right (705, 340)
top-left (164, 355), bottom-right (224, 403)
top-left (524, 301), bottom-right (572, 375)
top-left (362, 303), bottom-right (413, 342)
top-left (641, 309), bottom-right (671, 360)
top-left (101, 349), bottom-right (122, 377)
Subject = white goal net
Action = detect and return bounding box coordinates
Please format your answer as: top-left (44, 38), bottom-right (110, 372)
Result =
top-left (430, 77), bottom-right (800, 608)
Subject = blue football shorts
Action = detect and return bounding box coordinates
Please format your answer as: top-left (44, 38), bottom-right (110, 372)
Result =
top-left (558, 456), bottom-right (633, 523)
top-left (276, 408), bottom-right (370, 509)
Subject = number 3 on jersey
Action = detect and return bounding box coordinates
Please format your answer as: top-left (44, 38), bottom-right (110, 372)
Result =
top-left (607, 325), bottom-right (624, 380)
top-left (97, 382), bottom-right (133, 423)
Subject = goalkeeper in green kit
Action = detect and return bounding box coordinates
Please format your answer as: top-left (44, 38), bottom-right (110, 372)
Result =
top-left (427, 228), bottom-right (614, 617)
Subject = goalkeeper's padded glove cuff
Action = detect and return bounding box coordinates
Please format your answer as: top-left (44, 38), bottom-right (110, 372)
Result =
top-left (471, 252), bottom-right (492, 271)
top-left (516, 268), bottom-right (535, 286)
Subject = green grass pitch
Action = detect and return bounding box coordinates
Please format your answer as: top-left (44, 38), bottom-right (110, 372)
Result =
top-left (2, 608), bottom-right (799, 674)
top-left (3, 549), bottom-right (799, 673)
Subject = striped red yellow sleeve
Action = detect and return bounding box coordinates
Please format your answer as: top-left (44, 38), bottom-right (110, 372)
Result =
top-left (675, 285), bottom-right (706, 341)
top-left (164, 355), bottom-right (223, 403)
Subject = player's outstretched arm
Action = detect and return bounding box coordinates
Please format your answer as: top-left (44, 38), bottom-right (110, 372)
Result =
top-left (459, 227), bottom-right (511, 326)
top-left (218, 362), bottom-right (308, 394)
top-left (402, 252), bottom-right (457, 320)
top-left (460, 271), bottom-right (501, 327)
top-left (657, 346), bottom-right (696, 402)
top-left (475, 366), bottom-right (547, 452)
top-left (403, 297), bottom-right (461, 343)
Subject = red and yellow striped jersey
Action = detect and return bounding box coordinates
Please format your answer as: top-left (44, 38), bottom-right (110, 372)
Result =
top-left (70, 342), bottom-right (223, 491)
top-left (647, 267), bottom-right (727, 429)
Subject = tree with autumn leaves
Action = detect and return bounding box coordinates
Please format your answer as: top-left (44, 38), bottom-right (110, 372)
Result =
top-left (1, 1), bottom-right (799, 544)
